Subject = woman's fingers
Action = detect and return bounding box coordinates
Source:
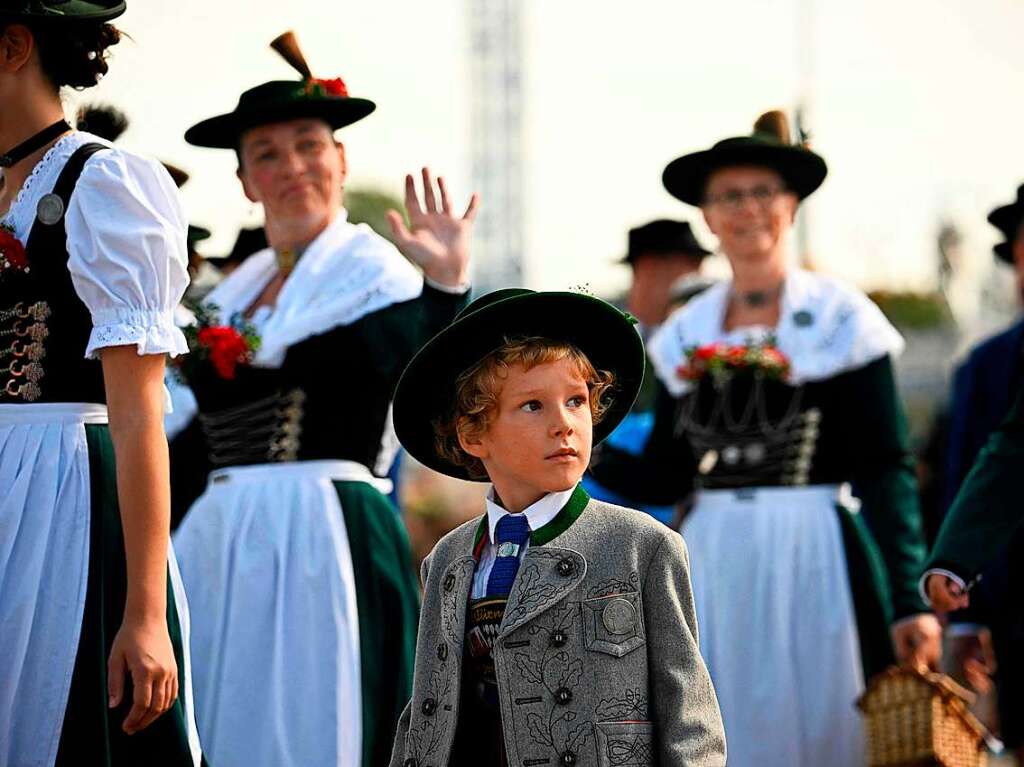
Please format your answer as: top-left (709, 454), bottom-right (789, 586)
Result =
top-left (437, 175), bottom-right (452, 214)
top-left (403, 174), bottom-right (422, 218)
top-left (122, 665), bottom-right (154, 733)
top-left (124, 665), bottom-right (178, 734)
top-left (386, 210), bottom-right (412, 244)
top-left (107, 650), bottom-right (126, 708)
top-left (462, 192), bottom-right (480, 222)
top-left (421, 167), bottom-right (437, 213)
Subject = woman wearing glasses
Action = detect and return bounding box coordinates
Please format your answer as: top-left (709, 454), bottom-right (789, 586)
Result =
top-left (591, 111), bottom-right (938, 766)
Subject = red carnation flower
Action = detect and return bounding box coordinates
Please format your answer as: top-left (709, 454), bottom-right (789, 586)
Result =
top-left (0, 227), bottom-right (28, 272)
top-left (197, 326), bottom-right (250, 380)
top-left (694, 344), bottom-right (723, 361)
top-left (308, 77), bottom-right (349, 98)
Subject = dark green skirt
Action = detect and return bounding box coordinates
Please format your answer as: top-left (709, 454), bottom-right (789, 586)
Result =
top-left (332, 479), bottom-right (420, 767)
top-left (54, 424), bottom-right (202, 766)
top-left (836, 502), bottom-right (897, 680)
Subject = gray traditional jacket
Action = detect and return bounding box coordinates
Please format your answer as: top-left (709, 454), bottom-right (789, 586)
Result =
top-left (390, 487), bottom-right (726, 767)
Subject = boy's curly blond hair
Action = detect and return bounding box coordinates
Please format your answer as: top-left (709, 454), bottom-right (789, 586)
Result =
top-left (433, 336), bottom-right (616, 480)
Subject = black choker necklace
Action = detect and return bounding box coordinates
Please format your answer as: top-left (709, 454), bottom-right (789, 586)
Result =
top-left (732, 284), bottom-right (783, 308)
top-left (0, 119), bottom-right (71, 168)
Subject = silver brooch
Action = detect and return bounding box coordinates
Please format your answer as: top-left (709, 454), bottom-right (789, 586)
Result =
top-left (36, 193), bottom-right (64, 226)
top-left (793, 310), bottom-right (814, 327)
top-left (497, 541), bottom-right (520, 558)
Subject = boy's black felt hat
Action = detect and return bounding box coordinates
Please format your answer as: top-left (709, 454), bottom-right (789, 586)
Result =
top-left (393, 289), bottom-right (645, 481)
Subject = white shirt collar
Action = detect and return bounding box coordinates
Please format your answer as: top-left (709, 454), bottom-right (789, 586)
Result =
top-left (484, 486), bottom-right (577, 545)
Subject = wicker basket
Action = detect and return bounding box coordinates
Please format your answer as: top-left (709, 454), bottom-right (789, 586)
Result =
top-left (857, 667), bottom-right (989, 767)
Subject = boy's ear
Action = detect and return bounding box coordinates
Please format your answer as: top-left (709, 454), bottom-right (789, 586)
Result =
top-left (457, 427), bottom-right (489, 461)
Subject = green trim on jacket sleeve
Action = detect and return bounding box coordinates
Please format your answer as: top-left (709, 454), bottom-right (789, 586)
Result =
top-left (928, 387), bottom-right (1024, 582)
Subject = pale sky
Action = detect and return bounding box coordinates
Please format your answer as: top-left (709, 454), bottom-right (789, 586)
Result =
top-left (70, 0), bottom-right (1024, 298)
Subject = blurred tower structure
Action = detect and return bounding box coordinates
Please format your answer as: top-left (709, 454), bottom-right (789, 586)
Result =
top-left (468, 0), bottom-right (525, 292)
top-left (795, 0), bottom-right (816, 270)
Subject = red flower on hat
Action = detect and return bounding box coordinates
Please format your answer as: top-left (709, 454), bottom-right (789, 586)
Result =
top-left (197, 326), bottom-right (251, 380)
top-left (0, 224), bottom-right (28, 277)
top-left (306, 77), bottom-right (349, 98)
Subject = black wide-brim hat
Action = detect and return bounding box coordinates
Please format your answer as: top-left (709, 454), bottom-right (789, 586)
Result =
top-left (0, 0), bottom-right (125, 21)
top-left (185, 80), bottom-right (375, 149)
top-left (663, 134), bottom-right (828, 206)
top-left (620, 218), bottom-right (711, 263)
top-left (987, 184), bottom-right (1024, 264)
top-left (393, 289), bottom-right (646, 482)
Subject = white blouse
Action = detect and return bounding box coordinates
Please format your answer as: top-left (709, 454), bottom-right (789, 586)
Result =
top-left (201, 210), bottom-right (423, 367)
top-left (1, 131), bottom-right (189, 360)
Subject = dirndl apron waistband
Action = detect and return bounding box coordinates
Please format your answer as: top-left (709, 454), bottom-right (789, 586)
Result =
top-left (208, 459), bottom-right (393, 495)
top-left (0, 401), bottom-right (108, 424)
top-left (697, 482), bottom-right (859, 511)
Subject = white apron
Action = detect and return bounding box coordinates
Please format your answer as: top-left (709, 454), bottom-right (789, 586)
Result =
top-left (173, 459), bottom-right (391, 767)
top-left (0, 403), bottom-right (200, 767)
top-left (682, 484), bottom-right (865, 767)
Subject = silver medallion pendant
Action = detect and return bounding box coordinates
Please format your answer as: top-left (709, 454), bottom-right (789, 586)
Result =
top-left (36, 193), bottom-right (65, 226)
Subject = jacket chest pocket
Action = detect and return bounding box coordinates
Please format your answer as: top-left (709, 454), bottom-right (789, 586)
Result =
top-left (582, 590), bottom-right (646, 657)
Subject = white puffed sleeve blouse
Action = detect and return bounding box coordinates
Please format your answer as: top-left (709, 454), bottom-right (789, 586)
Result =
top-left (1, 131), bottom-right (190, 360)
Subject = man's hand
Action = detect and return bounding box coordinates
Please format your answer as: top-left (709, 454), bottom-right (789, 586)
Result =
top-left (926, 573), bottom-right (971, 614)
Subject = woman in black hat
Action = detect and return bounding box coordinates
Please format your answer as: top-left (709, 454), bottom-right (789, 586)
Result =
top-left (0, 3), bottom-right (202, 766)
top-left (591, 111), bottom-right (938, 766)
top-left (169, 31), bottom-right (478, 767)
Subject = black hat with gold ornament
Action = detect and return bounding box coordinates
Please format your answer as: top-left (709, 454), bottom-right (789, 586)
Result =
top-left (185, 31), bottom-right (375, 150)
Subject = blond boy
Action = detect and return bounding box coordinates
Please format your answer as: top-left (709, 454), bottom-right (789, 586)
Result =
top-left (390, 289), bottom-right (725, 767)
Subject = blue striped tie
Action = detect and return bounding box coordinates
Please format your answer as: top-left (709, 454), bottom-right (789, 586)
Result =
top-left (486, 514), bottom-right (531, 597)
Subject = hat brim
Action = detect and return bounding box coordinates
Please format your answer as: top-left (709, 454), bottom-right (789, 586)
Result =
top-left (662, 143), bottom-right (827, 206)
top-left (393, 291), bottom-right (646, 482)
top-left (995, 241), bottom-right (1014, 264)
top-left (4, 1), bottom-right (126, 21)
top-left (184, 98), bottom-right (376, 149)
top-left (619, 247), bottom-right (711, 264)
top-left (988, 203), bottom-right (1022, 239)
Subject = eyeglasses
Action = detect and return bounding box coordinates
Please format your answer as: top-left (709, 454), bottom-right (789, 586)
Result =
top-left (704, 184), bottom-right (788, 210)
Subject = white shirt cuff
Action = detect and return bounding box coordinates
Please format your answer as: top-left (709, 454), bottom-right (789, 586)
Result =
top-left (424, 275), bottom-right (471, 295)
top-left (918, 568), bottom-right (968, 607)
